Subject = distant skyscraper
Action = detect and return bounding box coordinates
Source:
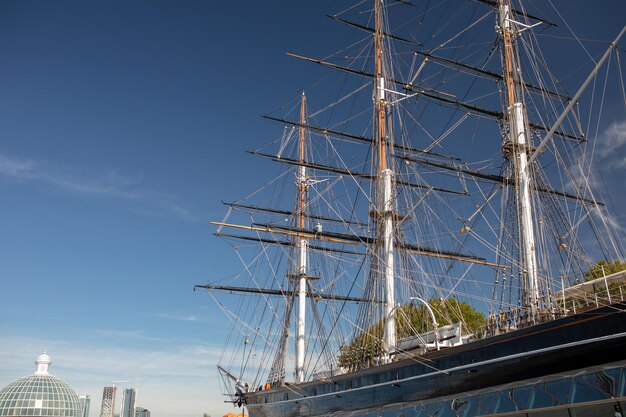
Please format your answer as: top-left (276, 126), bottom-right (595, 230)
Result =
top-left (120, 388), bottom-right (136, 417)
top-left (134, 407), bottom-right (150, 417)
top-left (79, 395), bottom-right (91, 417)
top-left (99, 387), bottom-right (116, 417)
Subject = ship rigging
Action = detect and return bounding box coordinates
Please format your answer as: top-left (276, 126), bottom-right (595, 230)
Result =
top-left (196, 1), bottom-right (626, 416)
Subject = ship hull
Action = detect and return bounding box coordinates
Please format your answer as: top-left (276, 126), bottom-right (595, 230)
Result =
top-left (244, 302), bottom-right (626, 416)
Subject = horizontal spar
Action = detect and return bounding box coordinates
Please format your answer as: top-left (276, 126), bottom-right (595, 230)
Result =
top-left (472, 0), bottom-right (557, 27)
top-left (211, 222), bottom-right (512, 268)
top-left (262, 115), bottom-right (456, 161)
top-left (215, 230), bottom-right (510, 269)
top-left (214, 232), bottom-right (367, 256)
top-left (286, 53), bottom-right (452, 98)
top-left (249, 151), bottom-right (467, 195)
top-left (254, 222), bottom-right (487, 262)
top-left (286, 52), bottom-right (584, 143)
top-left (223, 201), bottom-right (367, 227)
top-left (411, 89), bottom-right (585, 142)
top-left (413, 50), bottom-right (570, 101)
top-left (398, 154), bottom-right (604, 206)
top-left (194, 284), bottom-right (378, 303)
top-left (327, 15), bottom-right (421, 45)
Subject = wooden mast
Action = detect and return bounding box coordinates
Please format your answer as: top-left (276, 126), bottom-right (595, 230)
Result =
top-left (375, 0), bottom-right (396, 363)
top-left (376, 0), bottom-right (387, 172)
top-left (295, 93), bottom-right (308, 383)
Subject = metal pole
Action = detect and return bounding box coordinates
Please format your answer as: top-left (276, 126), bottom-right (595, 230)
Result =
top-left (410, 297), bottom-right (440, 350)
top-left (527, 25), bottom-right (626, 165)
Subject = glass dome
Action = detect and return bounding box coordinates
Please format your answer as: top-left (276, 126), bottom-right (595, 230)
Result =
top-left (0, 353), bottom-right (81, 417)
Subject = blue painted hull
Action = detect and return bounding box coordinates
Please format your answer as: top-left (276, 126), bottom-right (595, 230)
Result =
top-left (242, 302), bottom-right (626, 416)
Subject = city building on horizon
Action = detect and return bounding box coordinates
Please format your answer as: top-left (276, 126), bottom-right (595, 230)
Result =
top-left (134, 407), bottom-right (150, 417)
top-left (79, 395), bottom-right (91, 417)
top-left (120, 388), bottom-right (136, 417)
top-left (99, 387), bottom-right (116, 417)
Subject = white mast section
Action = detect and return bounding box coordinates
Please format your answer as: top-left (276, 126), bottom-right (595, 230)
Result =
top-left (295, 93), bottom-right (307, 383)
top-left (499, 2), bottom-right (539, 318)
top-left (382, 168), bottom-right (395, 361)
top-left (375, 0), bottom-right (396, 362)
top-left (512, 101), bottom-right (539, 313)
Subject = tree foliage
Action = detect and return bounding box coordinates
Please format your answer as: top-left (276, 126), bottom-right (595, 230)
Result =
top-left (584, 259), bottom-right (626, 282)
top-left (338, 298), bottom-right (485, 370)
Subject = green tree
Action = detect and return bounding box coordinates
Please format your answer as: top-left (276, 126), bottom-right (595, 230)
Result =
top-left (583, 259), bottom-right (626, 282)
top-left (338, 298), bottom-right (485, 370)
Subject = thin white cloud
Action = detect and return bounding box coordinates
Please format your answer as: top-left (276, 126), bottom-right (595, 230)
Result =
top-left (612, 155), bottom-right (626, 169)
top-left (0, 153), bottom-right (38, 177)
top-left (0, 151), bottom-right (200, 222)
top-left (597, 119), bottom-right (626, 164)
top-left (156, 312), bottom-right (203, 322)
top-left (592, 205), bottom-right (624, 236)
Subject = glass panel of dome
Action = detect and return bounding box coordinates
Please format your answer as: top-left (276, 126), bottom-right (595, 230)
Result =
top-left (584, 372), bottom-right (606, 395)
top-left (456, 397), bottom-right (479, 417)
top-left (544, 378), bottom-right (572, 404)
top-left (451, 397), bottom-right (466, 412)
top-left (425, 401), bottom-right (443, 417)
top-left (598, 368), bottom-right (620, 396)
top-left (430, 401), bottom-right (455, 417)
top-left (478, 392), bottom-right (499, 415)
top-left (493, 391), bottom-right (517, 413)
top-left (511, 385), bottom-right (532, 410)
top-left (579, 372), bottom-right (608, 395)
top-left (529, 384), bottom-right (556, 409)
top-left (571, 377), bottom-right (610, 403)
top-left (413, 406), bottom-right (427, 417)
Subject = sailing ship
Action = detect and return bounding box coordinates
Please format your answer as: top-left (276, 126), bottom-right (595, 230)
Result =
top-left (197, 1), bottom-right (626, 416)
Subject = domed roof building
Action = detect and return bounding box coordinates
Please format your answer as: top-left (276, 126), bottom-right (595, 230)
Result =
top-left (0, 352), bottom-right (82, 417)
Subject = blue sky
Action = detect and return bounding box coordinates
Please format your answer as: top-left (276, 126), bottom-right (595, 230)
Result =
top-left (0, 2), bottom-right (624, 417)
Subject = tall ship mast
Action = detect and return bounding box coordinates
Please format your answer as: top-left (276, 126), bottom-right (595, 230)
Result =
top-left (374, 0), bottom-right (397, 363)
top-left (499, 0), bottom-right (540, 319)
top-left (198, 1), bottom-right (626, 416)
